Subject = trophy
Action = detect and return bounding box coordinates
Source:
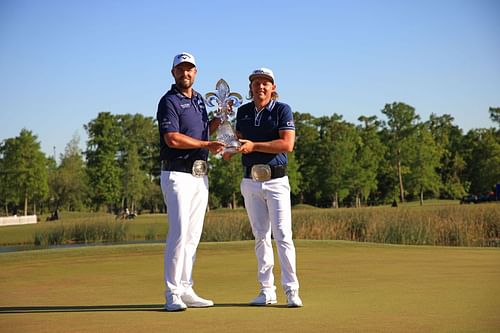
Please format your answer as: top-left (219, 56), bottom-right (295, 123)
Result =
top-left (205, 79), bottom-right (243, 153)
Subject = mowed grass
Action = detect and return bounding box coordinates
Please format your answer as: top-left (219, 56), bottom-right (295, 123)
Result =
top-left (1, 241), bottom-right (499, 333)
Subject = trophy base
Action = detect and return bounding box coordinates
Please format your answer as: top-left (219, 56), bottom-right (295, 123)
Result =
top-left (224, 146), bottom-right (240, 154)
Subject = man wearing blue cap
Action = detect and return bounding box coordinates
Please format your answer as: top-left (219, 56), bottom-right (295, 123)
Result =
top-left (157, 52), bottom-right (225, 311)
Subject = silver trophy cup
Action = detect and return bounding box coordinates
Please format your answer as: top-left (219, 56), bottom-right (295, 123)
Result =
top-left (205, 79), bottom-right (243, 153)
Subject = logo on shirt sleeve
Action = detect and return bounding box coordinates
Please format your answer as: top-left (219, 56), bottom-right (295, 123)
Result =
top-left (286, 121), bottom-right (295, 127)
top-left (160, 120), bottom-right (172, 129)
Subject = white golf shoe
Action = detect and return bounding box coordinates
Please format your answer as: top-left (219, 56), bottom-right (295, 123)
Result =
top-left (165, 292), bottom-right (187, 312)
top-left (181, 289), bottom-right (214, 308)
top-left (249, 290), bottom-right (278, 306)
top-left (286, 289), bottom-right (303, 307)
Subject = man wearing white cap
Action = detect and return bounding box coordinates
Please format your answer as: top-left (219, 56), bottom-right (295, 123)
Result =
top-left (157, 52), bottom-right (225, 311)
top-left (233, 67), bottom-right (303, 307)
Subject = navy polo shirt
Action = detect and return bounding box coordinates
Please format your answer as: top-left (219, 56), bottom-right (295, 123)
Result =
top-left (236, 99), bottom-right (295, 167)
top-left (157, 84), bottom-right (209, 161)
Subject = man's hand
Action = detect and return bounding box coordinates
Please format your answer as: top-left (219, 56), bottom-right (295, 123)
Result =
top-left (207, 141), bottom-right (225, 155)
top-left (238, 139), bottom-right (255, 154)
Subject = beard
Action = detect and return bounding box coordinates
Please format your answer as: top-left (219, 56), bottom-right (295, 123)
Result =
top-left (175, 77), bottom-right (193, 90)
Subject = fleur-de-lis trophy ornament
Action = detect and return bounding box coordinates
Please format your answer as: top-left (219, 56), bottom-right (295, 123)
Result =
top-left (205, 79), bottom-right (243, 153)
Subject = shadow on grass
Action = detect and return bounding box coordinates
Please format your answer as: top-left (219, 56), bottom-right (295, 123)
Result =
top-left (0, 304), bottom-right (165, 313)
top-left (0, 303), bottom-right (265, 314)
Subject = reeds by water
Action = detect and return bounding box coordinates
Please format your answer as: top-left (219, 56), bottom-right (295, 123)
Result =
top-left (30, 204), bottom-right (499, 247)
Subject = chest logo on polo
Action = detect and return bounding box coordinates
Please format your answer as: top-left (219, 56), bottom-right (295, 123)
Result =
top-left (180, 103), bottom-right (191, 109)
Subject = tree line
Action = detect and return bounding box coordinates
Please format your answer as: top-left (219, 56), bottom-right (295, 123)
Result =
top-left (1, 103), bottom-right (499, 215)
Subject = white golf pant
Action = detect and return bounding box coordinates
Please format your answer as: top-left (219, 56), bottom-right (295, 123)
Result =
top-left (240, 176), bottom-right (299, 293)
top-left (161, 170), bottom-right (208, 295)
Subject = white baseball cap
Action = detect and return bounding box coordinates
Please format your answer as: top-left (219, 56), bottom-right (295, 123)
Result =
top-left (249, 67), bottom-right (275, 83)
top-left (172, 52), bottom-right (196, 68)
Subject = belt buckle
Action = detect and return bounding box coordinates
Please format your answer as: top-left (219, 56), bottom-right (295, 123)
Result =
top-left (192, 160), bottom-right (208, 177)
top-left (251, 164), bottom-right (271, 182)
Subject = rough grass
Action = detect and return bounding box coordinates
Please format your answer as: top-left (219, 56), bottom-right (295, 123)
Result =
top-left (0, 241), bottom-right (499, 332)
top-left (292, 203), bottom-right (500, 246)
top-left (0, 203), bottom-right (499, 247)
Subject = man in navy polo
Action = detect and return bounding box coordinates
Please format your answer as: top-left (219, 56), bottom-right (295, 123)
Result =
top-left (157, 52), bottom-right (225, 312)
top-left (235, 67), bottom-right (303, 307)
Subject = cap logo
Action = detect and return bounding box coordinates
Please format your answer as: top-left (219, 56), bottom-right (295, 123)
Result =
top-left (249, 67), bottom-right (275, 83)
top-left (172, 52), bottom-right (196, 68)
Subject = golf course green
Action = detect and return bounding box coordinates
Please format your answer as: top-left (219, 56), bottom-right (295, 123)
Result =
top-left (1, 241), bottom-right (499, 332)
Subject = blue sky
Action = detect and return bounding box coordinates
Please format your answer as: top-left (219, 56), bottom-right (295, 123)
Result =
top-left (1, 0), bottom-right (499, 158)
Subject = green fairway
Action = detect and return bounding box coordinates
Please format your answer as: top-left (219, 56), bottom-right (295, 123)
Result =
top-left (1, 241), bottom-right (499, 332)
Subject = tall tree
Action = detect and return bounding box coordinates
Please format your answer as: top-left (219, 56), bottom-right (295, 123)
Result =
top-left (427, 113), bottom-right (466, 199)
top-left (316, 115), bottom-right (357, 207)
top-left (117, 114), bottom-right (158, 176)
top-left (0, 129), bottom-right (48, 215)
top-left (381, 102), bottom-right (420, 203)
top-left (406, 124), bottom-right (442, 205)
top-left (350, 116), bottom-right (385, 207)
top-left (121, 143), bottom-right (147, 212)
top-left (117, 114), bottom-right (158, 212)
top-left (85, 112), bottom-right (122, 211)
top-left (46, 156), bottom-right (58, 212)
top-left (0, 138), bottom-right (18, 215)
top-left (462, 128), bottom-right (500, 194)
top-left (293, 112), bottom-right (321, 205)
top-left (50, 135), bottom-right (88, 211)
